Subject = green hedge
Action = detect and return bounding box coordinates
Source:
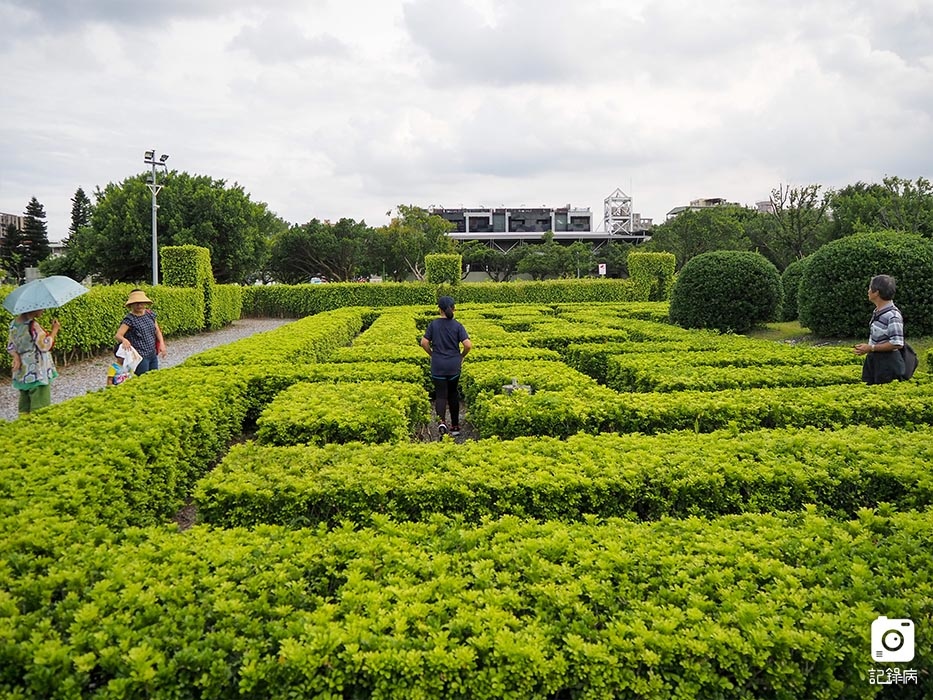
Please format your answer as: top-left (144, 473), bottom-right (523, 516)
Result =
top-left (670, 251), bottom-right (783, 333)
top-left (242, 282), bottom-right (438, 317)
top-left (197, 426), bottom-right (933, 527)
top-left (561, 341), bottom-right (857, 385)
top-left (603, 357), bottom-right (862, 392)
top-left (800, 231), bottom-right (933, 337)
top-left (162, 244), bottom-right (217, 328)
top-left (425, 253), bottom-right (462, 286)
top-left (256, 381), bottom-right (430, 446)
top-left (241, 279), bottom-right (643, 317)
top-left (209, 283), bottom-right (243, 329)
top-left (4, 510), bottom-right (931, 697)
top-left (469, 379), bottom-right (933, 439)
top-left (627, 251), bottom-right (676, 301)
top-left (460, 360), bottom-right (605, 404)
top-left (183, 307), bottom-right (370, 366)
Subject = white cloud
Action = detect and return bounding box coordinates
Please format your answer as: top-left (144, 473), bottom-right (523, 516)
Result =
top-left (0, 0), bottom-right (930, 241)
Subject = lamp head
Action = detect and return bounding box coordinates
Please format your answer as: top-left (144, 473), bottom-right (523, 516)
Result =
top-left (144, 150), bottom-right (155, 160)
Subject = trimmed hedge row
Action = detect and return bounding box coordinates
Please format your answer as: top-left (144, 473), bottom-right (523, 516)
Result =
top-left (554, 301), bottom-right (671, 324)
top-left (603, 357), bottom-right (862, 393)
top-left (209, 283), bottom-right (244, 329)
top-left (184, 307), bottom-right (371, 366)
top-left (241, 279), bottom-right (644, 318)
top-left (256, 380), bottom-right (431, 446)
top-left (470, 386), bottom-right (620, 439)
top-left (4, 510), bottom-right (930, 698)
top-left (460, 360), bottom-right (606, 405)
top-left (469, 380), bottom-right (933, 439)
top-left (241, 282), bottom-right (438, 317)
top-left (196, 425), bottom-right (933, 527)
top-left (563, 344), bottom-right (860, 387)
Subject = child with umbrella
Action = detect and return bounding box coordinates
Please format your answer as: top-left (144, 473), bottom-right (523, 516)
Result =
top-left (3, 276), bottom-right (88, 415)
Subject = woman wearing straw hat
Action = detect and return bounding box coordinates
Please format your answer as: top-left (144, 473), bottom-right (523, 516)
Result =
top-left (115, 289), bottom-right (167, 376)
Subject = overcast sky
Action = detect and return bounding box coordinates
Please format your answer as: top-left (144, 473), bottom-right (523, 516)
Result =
top-left (1, 0), bottom-right (931, 241)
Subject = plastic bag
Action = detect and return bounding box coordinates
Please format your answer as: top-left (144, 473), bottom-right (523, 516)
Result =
top-left (116, 344), bottom-right (143, 374)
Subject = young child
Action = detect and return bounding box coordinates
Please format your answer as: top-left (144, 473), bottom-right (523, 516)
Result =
top-left (8, 309), bottom-right (60, 414)
top-left (106, 345), bottom-right (134, 387)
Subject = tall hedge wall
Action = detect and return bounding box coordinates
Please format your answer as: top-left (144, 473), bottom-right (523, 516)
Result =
top-left (241, 279), bottom-right (642, 317)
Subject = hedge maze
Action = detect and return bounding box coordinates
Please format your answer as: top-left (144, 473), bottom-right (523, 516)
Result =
top-left (2, 302), bottom-right (931, 698)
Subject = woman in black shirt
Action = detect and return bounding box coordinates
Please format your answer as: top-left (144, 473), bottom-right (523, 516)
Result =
top-left (421, 296), bottom-right (472, 436)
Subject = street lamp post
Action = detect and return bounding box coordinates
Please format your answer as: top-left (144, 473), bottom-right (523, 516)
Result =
top-left (143, 150), bottom-right (170, 285)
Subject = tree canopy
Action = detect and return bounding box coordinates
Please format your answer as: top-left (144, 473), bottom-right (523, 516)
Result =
top-left (375, 205), bottom-right (456, 281)
top-left (21, 197), bottom-right (52, 270)
top-left (52, 172), bottom-right (286, 284)
top-left (645, 206), bottom-right (753, 270)
top-left (269, 218), bottom-right (374, 284)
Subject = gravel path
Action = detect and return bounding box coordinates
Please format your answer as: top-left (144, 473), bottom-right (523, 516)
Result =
top-left (0, 317), bottom-right (296, 422)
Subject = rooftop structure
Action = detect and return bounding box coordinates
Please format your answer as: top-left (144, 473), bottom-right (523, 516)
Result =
top-left (430, 189), bottom-right (652, 252)
top-left (665, 197), bottom-right (740, 220)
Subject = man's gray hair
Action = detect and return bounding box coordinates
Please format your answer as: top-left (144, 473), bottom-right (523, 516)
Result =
top-left (870, 274), bottom-right (897, 300)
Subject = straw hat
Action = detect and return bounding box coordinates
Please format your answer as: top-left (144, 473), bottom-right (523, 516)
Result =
top-left (125, 290), bottom-right (153, 306)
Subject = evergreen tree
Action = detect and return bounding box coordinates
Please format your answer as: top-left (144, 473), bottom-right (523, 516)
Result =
top-left (0, 223), bottom-right (26, 283)
top-left (20, 197), bottom-right (52, 269)
top-left (68, 187), bottom-right (93, 240)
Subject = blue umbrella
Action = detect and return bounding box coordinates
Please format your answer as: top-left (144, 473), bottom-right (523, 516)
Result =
top-left (2, 276), bottom-right (90, 314)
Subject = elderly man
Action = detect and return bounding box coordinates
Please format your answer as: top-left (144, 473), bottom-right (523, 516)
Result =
top-left (853, 274), bottom-right (906, 384)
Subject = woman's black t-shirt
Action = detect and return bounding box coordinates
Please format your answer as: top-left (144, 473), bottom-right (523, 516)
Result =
top-left (423, 318), bottom-right (469, 377)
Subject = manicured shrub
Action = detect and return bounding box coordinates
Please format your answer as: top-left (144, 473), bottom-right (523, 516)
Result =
top-left (425, 253), bottom-right (462, 286)
top-left (628, 251), bottom-right (676, 301)
top-left (669, 251), bottom-right (782, 333)
top-left (799, 231), bottom-right (933, 337)
top-left (780, 256), bottom-right (809, 321)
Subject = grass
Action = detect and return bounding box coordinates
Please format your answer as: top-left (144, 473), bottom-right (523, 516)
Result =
top-left (749, 321), bottom-right (932, 373)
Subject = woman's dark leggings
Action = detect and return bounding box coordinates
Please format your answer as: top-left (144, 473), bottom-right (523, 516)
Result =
top-left (433, 375), bottom-right (460, 425)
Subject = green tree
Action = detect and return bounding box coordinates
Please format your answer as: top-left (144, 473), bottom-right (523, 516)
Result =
top-left (42, 187), bottom-right (97, 281)
top-left (269, 218), bottom-right (372, 283)
top-left (68, 187), bottom-right (93, 238)
top-left (75, 172), bottom-right (284, 283)
top-left (516, 232), bottom-right (573, 279)
top-left (0, 223), bottom-right (26, 283)
top-left (646, 206), bottom-right (750, 270)
top-left (20, 197), bottom-right (52, 269)
top-left (594, 240), bottom-right (633, 278)
top-left (763, 183), bottom-right (832, 266)
top-left (876, 176), bottom-right (933, 236)
top-left (827, 181), bottom-right (889, 239)
top-left (566, 241), bottom-right (595, 278)
top-left (459, 240), bottom-right (522, 282)
top-left (376, 205), bottom-right (455, 281)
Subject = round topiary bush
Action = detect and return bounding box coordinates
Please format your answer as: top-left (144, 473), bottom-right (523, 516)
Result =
top-left (669, 251), bottom-right (782, 333)
top-left (780, 257), bottom-right (810, 322)
top-left (798, 232), bottom-right (933, 337)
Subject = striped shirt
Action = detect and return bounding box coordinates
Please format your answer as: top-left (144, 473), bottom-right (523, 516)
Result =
top-left (869, 303), bottom-right (904, 348)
